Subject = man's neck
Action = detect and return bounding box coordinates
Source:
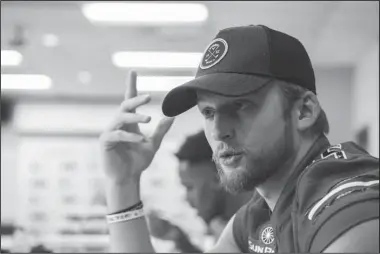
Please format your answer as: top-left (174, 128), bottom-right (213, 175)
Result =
top-left (255, 137), bottom-right (318, 211)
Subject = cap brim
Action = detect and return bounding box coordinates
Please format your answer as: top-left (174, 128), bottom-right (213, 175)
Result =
top-left (162, 73), bottom-right (273, 117)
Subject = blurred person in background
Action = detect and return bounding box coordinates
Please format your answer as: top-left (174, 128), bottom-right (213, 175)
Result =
top-left (147, 131), bottom-right (251, 252)
top-left (176, 131), bottom-right (251, 239)
top-left (100, 25), bottom-right (379, 253)
top-left (147, 211), bottom-right (202, 253)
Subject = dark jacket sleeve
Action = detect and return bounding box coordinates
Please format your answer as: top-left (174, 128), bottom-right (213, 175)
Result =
top-left (294, 142), bottom-right (379, 253)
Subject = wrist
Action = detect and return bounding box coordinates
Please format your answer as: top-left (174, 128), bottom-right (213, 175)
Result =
top-left (105, 179), bottom-right (141, 214)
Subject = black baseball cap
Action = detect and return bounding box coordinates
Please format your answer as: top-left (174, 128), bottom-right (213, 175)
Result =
top-left (162, 25), bottom-right (315, 117)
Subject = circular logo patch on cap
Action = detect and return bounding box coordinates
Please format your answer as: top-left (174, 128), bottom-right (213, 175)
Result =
top-left (199, 38), bottom-right (228, 69)
top-left (260, 226), bottom-right (274, 245)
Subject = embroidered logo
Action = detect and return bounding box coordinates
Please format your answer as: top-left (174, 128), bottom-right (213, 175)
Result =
top-left (260, 226), bottom-right (275, 245)
top-left (199, 38), bottom-right (228, 69)
top-left (248, 239), bottom-right (275, 253)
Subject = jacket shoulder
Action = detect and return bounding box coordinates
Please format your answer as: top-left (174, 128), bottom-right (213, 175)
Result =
top-left (294, 142), bottom-right (379, 252)
top-left (296, 142), bottom-right (378, 212)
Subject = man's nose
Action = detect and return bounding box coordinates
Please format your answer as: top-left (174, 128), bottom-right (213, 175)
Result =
top-left (210, 113), bottom-right (234, 142)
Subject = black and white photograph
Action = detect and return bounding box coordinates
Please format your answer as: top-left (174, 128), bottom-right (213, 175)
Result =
top-left (1, 1), bottom-right (379, 253)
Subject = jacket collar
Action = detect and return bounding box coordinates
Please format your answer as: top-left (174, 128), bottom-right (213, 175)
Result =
top-left (270, 134), bottom-right (330, 226)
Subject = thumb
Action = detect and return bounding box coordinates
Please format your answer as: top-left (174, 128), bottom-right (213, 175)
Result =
top-left (150, 117), bottom-right (175, 150)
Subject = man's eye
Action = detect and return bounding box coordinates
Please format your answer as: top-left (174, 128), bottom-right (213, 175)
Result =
top-left (202, 108), bottom-right (215, 119)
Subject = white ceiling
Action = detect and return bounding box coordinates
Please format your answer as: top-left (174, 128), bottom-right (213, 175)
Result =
top-left (1, 1), bottom-right (379, 101)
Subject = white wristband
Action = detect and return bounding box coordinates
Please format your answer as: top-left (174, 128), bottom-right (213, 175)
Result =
top-left (106, 208), bottom-right (145, 224)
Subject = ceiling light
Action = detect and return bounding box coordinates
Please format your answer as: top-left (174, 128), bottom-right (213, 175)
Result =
top-left (113, 52), bottom-right (202, 69)
top-left (42, 34), bottom-right (59, 47)
top-left (81, 3), bottom-right (208, 25)
top-left (1, 50), bottom-right (23, 66)
top-left (136, 76), bottom-right (194, 92)
top-left (77, 71), bottom-right (92, 84)
top-left (1, 74), bottom-right (52, 90)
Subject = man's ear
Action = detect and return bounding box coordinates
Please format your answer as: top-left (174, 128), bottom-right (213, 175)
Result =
top-left (295, 91), bottom-right (321, 132)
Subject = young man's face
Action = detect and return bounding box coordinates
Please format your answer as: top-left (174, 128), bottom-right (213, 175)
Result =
top-left (178, 161), bottom-right (224, 224)
top-left (197, 82), bottom-right (296, 193)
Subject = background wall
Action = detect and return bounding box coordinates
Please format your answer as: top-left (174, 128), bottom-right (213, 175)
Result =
top-left (315, 67), bottom-right (354, 145)
top-left (352, 43), bottom-right (379, 157)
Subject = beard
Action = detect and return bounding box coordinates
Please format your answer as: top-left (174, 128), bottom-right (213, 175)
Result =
top-left (212, 117), bottom-right (295, 194)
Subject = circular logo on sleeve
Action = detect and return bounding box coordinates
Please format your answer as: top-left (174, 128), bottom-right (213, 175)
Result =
top-left (260, 226), bottom-right (275, 245)
top-left (199, 38), bottom-right (228, 69)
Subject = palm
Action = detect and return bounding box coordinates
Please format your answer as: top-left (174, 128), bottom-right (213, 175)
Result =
top-left (103, 125), bottom-right (156, 183)
top-left (100, 71), bottom-right (174, 185)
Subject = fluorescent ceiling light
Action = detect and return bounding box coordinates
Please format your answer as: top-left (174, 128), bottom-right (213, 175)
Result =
top-left (113, 52), bottom-right (202, 69)
top-left (82, 3), bottom-right (208, 25)
top-left (1, 50), bottom-right (23, 66)
top-left (77, 71), bottom-right (92, 84)
top-left (136, 76), bottom-right (194, 91)
top-left (1, 74), bottom-right (52, 90)
top-left (42, 34), bottom-right (60, 48)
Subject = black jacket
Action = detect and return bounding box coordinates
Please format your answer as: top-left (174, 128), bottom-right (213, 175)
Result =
top-left (233, 135), bottom-right (379, 253)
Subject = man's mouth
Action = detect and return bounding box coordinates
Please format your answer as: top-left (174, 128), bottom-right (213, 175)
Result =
top-left (218, 151), bottom-right (244, 166)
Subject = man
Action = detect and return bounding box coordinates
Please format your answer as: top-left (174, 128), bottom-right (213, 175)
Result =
top-left (146, 131), bottom-right (250, 252)
top-left (146, 210), bottom-right (203, 252)
top-left (176, 130), bottom-right (251, 239)
top-left (99, 25), bottom-right (379, 253)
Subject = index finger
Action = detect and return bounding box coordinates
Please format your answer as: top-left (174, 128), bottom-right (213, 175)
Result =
top-left (125, 70), bottom-right (137, 100)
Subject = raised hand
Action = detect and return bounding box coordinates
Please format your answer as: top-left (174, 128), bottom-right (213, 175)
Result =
top-left (99, 71), bottom-right (175, 185)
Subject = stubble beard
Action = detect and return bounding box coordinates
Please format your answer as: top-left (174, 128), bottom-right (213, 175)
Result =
top-left (212, 119), bottom-right (294, 194)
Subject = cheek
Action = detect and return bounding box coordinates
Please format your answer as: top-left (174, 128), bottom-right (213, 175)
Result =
top-left (240, 106), bottom-right (286, 146)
